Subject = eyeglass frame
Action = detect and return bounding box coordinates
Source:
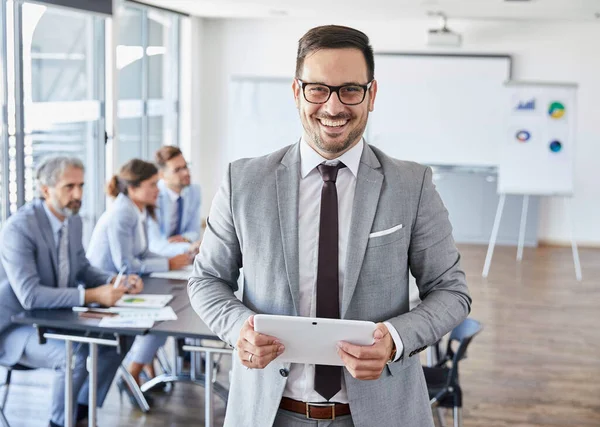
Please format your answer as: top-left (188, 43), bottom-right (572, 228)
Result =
top-left (296, 79), bottom-right (374, 106)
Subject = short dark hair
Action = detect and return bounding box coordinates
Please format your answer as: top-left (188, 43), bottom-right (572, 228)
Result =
top-left (155, 145), bottom-right (183, 169)
top-left (295, 25), bottom-right (375, 82)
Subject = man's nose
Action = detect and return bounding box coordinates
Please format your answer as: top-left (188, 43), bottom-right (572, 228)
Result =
top-left (322, 90), bottom-right (346, 116)
top-left (73, 186), bottom-right (83, 199)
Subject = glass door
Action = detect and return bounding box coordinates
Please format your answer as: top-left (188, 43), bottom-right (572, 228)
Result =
top-left (20, 2), bottom-right (106, 243)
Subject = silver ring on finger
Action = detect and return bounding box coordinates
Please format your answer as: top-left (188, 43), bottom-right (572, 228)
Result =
top-left (248, 353), bottom-right (254, 363)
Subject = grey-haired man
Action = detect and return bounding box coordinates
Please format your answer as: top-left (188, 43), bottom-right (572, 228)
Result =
top-left (0, 156), bottom-right (143, 427)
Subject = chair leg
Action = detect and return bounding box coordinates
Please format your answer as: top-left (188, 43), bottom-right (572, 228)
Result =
top-left (0, 408), bottom-right (10, 427)
top-left (436, 407), bottom-right (447, 427)
top-left (118, 365), bottom-right (150, 412)
top-left (156, 347), bottom-right (171, 375)
top-left (453, 406), bottom-right (462, 427)
top-left (1, 369), bottom-right (11, 409)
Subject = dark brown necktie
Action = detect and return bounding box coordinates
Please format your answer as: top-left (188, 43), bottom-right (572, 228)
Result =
top-left (314, 162), bottom-right (346, 401)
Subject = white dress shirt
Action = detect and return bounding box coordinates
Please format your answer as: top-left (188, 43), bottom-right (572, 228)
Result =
top-left (282, 138), bottom-right (404, 404)
top-left (42, 202), bottom-right (86, 305)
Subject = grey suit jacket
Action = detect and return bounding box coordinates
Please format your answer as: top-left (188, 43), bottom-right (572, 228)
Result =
top-left (188, 143), bottom-right (471, 427)
top-left (0, 199), bottom-right (112, 364)
top-left (86, 193), bottom-right (169, 274)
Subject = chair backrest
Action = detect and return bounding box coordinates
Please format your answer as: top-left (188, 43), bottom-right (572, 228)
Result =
top-left (442, 318), bottom-right (482, 386)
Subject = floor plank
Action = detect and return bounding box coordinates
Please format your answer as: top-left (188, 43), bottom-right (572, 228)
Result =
top-left (2, 244), bottom-right (599, 426)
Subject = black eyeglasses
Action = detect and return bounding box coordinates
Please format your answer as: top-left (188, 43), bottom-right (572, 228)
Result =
top-left (297, 79), bottom-right (373, 106)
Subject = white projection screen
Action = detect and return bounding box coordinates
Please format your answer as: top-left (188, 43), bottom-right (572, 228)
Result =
top-left (367, 53), bottom-right (512, 167)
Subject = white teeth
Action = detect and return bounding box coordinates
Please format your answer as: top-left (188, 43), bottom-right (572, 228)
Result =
top-left (318, 118), bottom-right (348, 127)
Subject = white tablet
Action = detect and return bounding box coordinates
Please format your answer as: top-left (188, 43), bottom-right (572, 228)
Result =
top-left (253, 314), bottom-right (376, 366)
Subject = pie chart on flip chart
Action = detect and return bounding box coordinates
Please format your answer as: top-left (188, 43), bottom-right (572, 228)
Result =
top-left (516, 130), bottom-right (531, 143)
top-left (549, 140), bottom-right (562, 153)
top-left (548, 101), bottom-right (565, 119)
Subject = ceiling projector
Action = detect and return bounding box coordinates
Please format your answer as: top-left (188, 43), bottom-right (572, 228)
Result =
top-left (427, 12), bottom-right (462, 47)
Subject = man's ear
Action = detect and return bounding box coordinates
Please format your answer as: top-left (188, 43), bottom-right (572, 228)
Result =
top-left (368, 79), bottom-right (378, 112)
top-left (40, 185), bottom-right (50, 200)
top-left (292, 79), bottom-right (301, 109)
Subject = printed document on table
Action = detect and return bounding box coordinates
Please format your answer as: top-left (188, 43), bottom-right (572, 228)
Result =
top-left (114, 294), bottom-right (173, 308)
top-left (110, 306), bottom-right (178, 321)
top-left (99, 317), bottom-right (155, 329)
top-left (149, 265), bottom-right (193, 280)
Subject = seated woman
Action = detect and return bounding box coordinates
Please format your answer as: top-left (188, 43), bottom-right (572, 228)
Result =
top-left (87, 159), bottom-right (189, 394)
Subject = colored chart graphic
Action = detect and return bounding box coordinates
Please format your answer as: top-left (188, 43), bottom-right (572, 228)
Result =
top-left (515, 130), bottom-right (531, 142)
top-left (548, 101), bottom-right (565, 119)
top-left (122, 297), bottom-right (145, 304)
top-left (516, 99), bottom-right (536, 110)
top-left (549, 140), bottom-right (562, 153)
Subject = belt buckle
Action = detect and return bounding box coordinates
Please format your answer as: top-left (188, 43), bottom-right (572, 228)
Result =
top-left (306, 402), bottom-right (336, 420)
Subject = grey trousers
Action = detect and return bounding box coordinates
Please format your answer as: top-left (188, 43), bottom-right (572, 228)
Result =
top-left (17, 326), bottom-right (130, 426)
top-left (273, 409), bottom-right (355, 427)
top-left (124, 334), bottom-right (167, 365)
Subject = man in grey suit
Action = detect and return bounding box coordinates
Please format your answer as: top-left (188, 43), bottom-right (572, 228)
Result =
top-left (188, 25), bottom-right (471, 427)
top-left (0, 156), bottom-right (143, 427)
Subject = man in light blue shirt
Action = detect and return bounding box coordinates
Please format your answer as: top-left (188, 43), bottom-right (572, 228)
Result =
top-left (148, 146), bottom-right (202, 257)
top-left (0, 156), bottom-right (143, 427)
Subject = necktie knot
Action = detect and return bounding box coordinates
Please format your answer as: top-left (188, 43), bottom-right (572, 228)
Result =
top-left (317, 162), bottom-right (346, 183)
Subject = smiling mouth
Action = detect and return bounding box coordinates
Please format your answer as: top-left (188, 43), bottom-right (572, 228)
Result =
top-left (317, 117), bottom-right (350, 128)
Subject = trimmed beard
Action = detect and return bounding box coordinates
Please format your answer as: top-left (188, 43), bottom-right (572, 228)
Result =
top-left (306, 112), bottom-right (368, 156)
top-left (51, 197), bottom-right (80, 217)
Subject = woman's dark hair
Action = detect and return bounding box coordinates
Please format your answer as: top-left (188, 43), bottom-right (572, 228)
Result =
top-left (295, 25), bottom-right (374, 82)
top-left (107, 159), bottom-right (158, 219)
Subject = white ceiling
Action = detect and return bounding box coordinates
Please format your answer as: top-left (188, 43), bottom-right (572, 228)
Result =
top-left (137, 0), bottom-right (600, 21)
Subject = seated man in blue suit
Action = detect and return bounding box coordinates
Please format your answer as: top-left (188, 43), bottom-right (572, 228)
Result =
top-left (148, 146), bottom-right (202, 257)
top-left (0, 156), bottom-right (143, 427)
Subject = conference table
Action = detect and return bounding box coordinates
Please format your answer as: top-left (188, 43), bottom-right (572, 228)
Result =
top-left (10, 276), bottom-right (231, 427)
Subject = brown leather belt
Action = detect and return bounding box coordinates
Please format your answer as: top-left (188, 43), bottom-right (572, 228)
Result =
top-left (279, 397), bottom-right (351, 420)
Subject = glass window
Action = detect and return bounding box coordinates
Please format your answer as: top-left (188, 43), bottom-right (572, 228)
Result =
top-left (21, 2), bottom-right (106, 242)
top-left (147, 115), bottom-right (164, 155)
top-left (0, 1), bottom-right (6, 227)
top-left (117, 7), bottom-right (142, 101)
top-left (115, 4), bottom-right (179, 167)
top-left (117, 117), bottom-right (142, 166)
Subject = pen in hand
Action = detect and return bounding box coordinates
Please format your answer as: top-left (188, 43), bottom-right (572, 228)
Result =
top-left (113, 265), bottom-right (126, 289)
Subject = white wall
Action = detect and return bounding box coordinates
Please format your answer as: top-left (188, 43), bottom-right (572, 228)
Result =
top-left (191, 17), bottom-right (600, 246)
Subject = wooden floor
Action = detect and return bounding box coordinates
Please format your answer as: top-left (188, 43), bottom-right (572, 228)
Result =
top-left (1, 244), bottom-right (599, 426)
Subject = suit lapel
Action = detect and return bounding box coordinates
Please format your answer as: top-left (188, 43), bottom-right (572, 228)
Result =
top-left (33, 200), bottom-right (60, 284)
top-left (159, 191), bottom-right (168, 235)
top-left (342, 144), bottom-right (383, 318)
top-left (276, 144), bottom-right (301, 316)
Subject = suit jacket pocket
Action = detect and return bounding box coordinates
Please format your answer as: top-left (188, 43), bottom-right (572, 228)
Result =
top-left (367, 225), bottom-right (405, 248)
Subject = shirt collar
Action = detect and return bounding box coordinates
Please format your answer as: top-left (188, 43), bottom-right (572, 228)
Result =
top-left (138, 207), bottom-right (147, 222)
top-left (160, 180), bottom-right (185, 202)
top-left (165, 185), bottom-right (180, 202)
top-left (42, 200), bottom-right (67, 236)
top-left (300, 137), bottom-right (363, 179)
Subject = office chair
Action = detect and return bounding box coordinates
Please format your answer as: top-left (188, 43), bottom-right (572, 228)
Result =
top-left (423, 318), bottom-right (482, 427)
top-left (0, 363), bottom-right (36, 427)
